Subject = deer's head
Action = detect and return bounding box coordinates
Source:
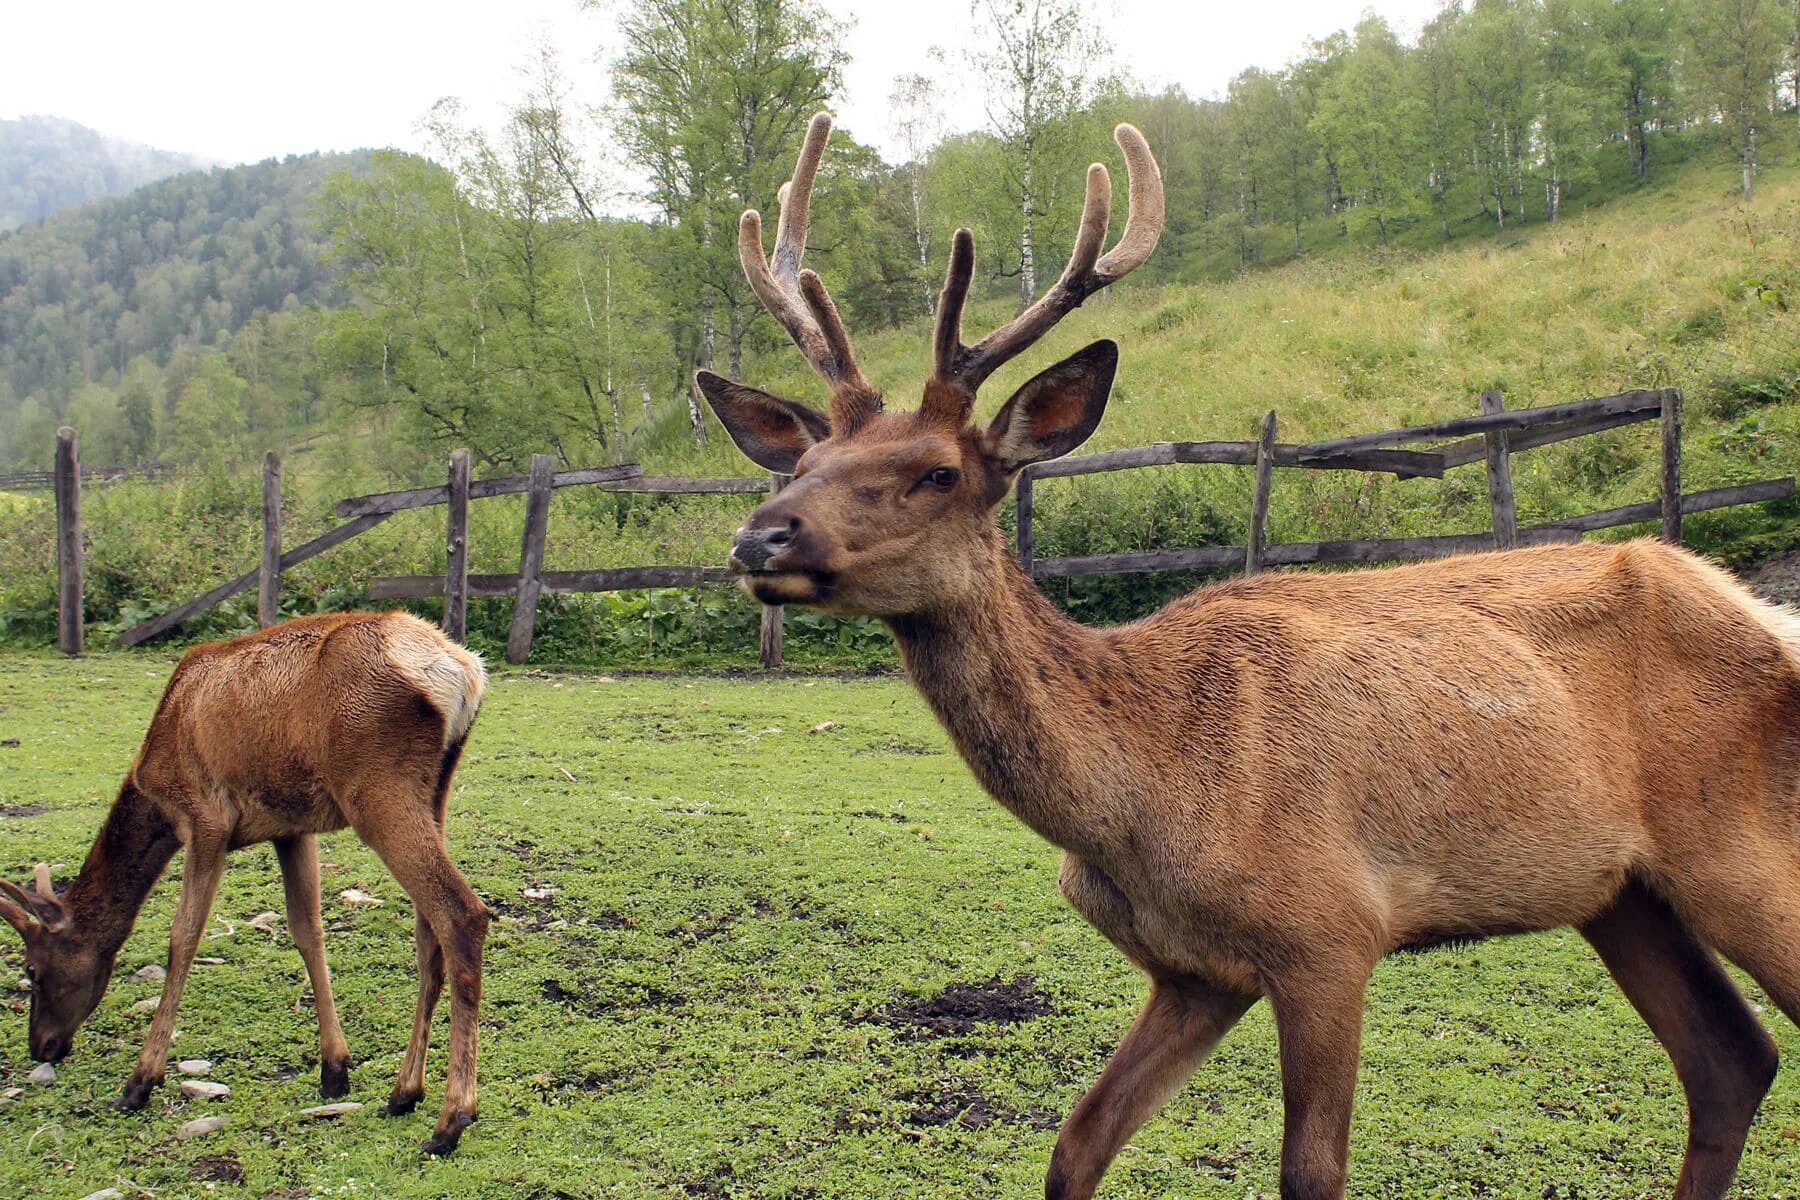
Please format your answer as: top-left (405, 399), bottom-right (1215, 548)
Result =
top-left (0, 863), bottom-right (102, 1063)
top-left (700, 114), bottom-right (1161, 617)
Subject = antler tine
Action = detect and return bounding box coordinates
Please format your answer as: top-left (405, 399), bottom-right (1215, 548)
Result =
top-left (736, 112), bottom-right (877, 430)
top-left (932, 229), bottom-right (976, 381)
top-left (941, 123), bottom-right (1164, 395)
top-left (33, 862), bottom-right (52, 898)
top-left (1095, 123), bottom-right (1163, 280)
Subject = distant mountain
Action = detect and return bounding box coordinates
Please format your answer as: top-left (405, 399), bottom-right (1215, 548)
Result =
top-left (0, 115), bottom-right (216, 231)
top-left (0, 150), bottom-right (369, 409)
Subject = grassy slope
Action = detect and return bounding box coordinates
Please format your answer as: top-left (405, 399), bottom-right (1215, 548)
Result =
top-left (3, 655), bottom-right (1799, 1199)
top-left (726, 142), bottom-right (1800, 565)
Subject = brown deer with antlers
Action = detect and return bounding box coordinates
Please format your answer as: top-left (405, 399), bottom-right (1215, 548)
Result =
top-left (0, 612), bottom-right (489, 1155)
top-left (699, 112), bottom-right (1800, 1199)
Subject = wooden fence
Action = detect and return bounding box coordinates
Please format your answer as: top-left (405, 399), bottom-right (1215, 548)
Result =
top-left (45, 385), bottom-right (1797, 667)
top-left (1013, 387), bottom-right (1791, 577)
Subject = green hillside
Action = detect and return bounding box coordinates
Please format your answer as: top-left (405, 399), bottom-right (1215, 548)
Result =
top-left (0, 151), bottom-right (370, 464)
top-left (0, 115), bottom-right (213, 231)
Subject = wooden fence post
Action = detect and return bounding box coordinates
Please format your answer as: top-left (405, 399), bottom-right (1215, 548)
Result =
top-left (759, 472), bottom-right (791, 669)
top-left (1480, 390), bottom-right (1518, 548)
top-left (1016, 470), bottom-right (1035, 572)
top-left (506, 453), bottom-right (554, 664)
top-left (444, 449), bottom-right (471, 642)
top-left (54, 427), bottom-right (82, 655)
top-left (258, 452), bottom-right (282, 627)
top-left (1245, 410), bottom-right (1278, 575)
top-left (1660, 387), bottom-right (1683, 544)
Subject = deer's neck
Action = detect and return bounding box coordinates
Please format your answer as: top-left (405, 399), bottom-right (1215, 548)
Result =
top-left (886, 537), bottom-right (1124, 855)
top-left (65, 779), bottom-right (179, 956)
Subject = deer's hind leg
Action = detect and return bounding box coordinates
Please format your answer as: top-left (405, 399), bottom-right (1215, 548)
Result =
top-left (344, 749), bottom-right (485, 1155)
top-left (274, 833), bottom-right (353, 1098)
top-left (1581, 879), bottom-right (1777, 1200)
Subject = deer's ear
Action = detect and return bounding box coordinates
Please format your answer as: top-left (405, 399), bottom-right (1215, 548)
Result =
top-left (0, 886), bottom-right (34, 938)
top-left (696, 371), bottom-right (831, 474)
top-left (982, 340), bottom-right (1117, 472)
top-left (0, 876), bottom-right (62, 936)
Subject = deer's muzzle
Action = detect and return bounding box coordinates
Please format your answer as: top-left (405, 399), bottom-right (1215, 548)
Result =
top-left (729, 517), bottom-right (798, 574)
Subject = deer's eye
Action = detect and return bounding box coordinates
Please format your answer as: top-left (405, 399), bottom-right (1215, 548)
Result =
top-left (924, 467), bottom-right (959, 490)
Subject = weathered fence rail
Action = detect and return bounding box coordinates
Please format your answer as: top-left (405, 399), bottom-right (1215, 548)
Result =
top-left (0, 462), bottom-right (171, 491)
top-left (48, 383), bottom-right (1797, 668)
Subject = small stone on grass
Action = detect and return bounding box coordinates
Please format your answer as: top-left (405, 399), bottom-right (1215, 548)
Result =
top-left (180, 1079), bottom-right (230, 1100)
top-left (338, 889), bottom-right (381, 907)
top-left (27, 1062), bottom-right (55, 1085)
top-left (299, 1101), bottom-right (363, 1119)
top-left (130, 963), bottom-right (166, 982)
top-left (177, 1115), bottom-right (226, 1139)
top-left (177, 1059), bottom-right (212, 1076)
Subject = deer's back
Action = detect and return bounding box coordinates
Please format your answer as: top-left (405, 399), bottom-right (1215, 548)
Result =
top-left (130, 613), bottom-right (486, 841)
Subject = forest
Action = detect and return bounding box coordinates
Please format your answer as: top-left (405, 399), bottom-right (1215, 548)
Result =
top-left (1, 0), bottom-right (1797, 476)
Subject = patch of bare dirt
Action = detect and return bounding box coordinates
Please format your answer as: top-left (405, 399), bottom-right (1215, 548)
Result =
top-left (863, 976), bottom-right (1052, 1037)
top-left (190, 1153), bottom-right (244, 1183)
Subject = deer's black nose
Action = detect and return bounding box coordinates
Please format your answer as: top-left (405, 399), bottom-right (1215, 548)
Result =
top-left (32, 1034), bottom-right (68, 1063)
top-left (731, 516), bottom-right (799, 573)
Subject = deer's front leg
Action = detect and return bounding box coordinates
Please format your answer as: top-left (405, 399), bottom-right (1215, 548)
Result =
top-left (274, 833), bottom-right (352, 1098)
top-left (117, 830), bottom-right (228, 1111)
top-left (1265, 959), bottom-right (1374, 1200)
top-left (1046, 979), bottom-right (1257, 1200)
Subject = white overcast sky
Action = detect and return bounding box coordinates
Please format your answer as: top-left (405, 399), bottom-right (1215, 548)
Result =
top-left (2, 0), bottom-right (1444, 169)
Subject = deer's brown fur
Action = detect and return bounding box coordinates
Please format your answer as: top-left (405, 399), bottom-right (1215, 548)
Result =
top-left (0, 612), bottom-right (489, 1155)
top-left (703, 114), bottom-right (1800, 1199)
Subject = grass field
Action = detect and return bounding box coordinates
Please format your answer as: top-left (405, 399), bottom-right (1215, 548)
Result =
top-left (2, 652), bottom-right (1800, 1199)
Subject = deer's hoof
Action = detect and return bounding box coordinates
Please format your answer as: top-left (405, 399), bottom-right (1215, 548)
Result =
top-left (384, 1088), bottom-right (423, 1116)
top-left (321, 1059), bottom-right (351, 1100)
top-left (420, 1109), bottom-right (475, 1156)
top-left (115, 1076), bottom-right (158, 1111)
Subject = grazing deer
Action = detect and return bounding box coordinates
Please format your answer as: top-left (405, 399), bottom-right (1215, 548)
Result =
top-left (0, 612), bottom-right (489, 1155)
top-left (699, 112), bottom-right (1800, 1199)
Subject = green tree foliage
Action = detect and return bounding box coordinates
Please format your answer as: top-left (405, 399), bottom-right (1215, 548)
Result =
top-left (1685, 0), bottom-right (1792, 195)
top-left (609, 0), bottom-right (847, 442)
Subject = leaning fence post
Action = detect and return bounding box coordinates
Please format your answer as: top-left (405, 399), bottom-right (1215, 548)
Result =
top-left (1480, 390), bottom-right (1517, 548)
top-left (759, 472), bottom-right (791, 669)
top-left (1245, 410), bottom-right (1278, 575)
top-left (444, 449), bottom-right (471, 642)
top-left (54, 427), bottom-right (82, 655)
top-left (1660, 387), bottom-right (1683, 544)
top-left (1016, 470), bottom-right (1035, 572)
top-left (505, 453), bottom-right (554, 664)
top-left (258, 451), bottom-right (282, 628)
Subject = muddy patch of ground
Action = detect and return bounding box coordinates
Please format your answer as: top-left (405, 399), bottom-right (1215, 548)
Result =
top-left (901, 1082), bottom-right (1059, 1131)
top-left (539, 976), bottom-right (685, 1018)
top-left (0, 804), bottom-right (46, 817)
top-left (190, 1152), bottom-right (245, 1183)
top-left (863, 976), bottom-right (1052, 1037)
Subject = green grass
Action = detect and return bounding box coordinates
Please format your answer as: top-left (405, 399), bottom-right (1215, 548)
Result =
top-left (2, 652), bottom-right (1799, 1198)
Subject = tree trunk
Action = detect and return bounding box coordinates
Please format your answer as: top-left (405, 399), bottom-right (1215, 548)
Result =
top-left (910, 166), bottom-right (931, 316)
top-left (727, 306), bottom-right (745, 381)
top-left (1018, 153), bottom-right (1036, 312)
top-left (1744, 125), bottom-right (1757, 200)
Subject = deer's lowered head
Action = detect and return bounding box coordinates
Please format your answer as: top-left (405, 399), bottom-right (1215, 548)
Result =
top-left (0, 862), bottom-right (102, 1064)
top-left (699, 112), bottom-right (1160, 619)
